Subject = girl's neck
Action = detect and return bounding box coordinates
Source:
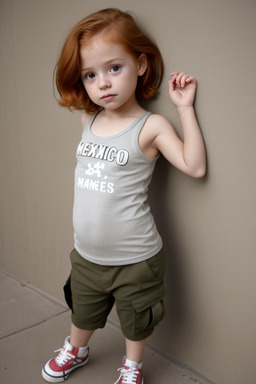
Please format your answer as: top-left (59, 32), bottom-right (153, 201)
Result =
top-left (101, 99), bottom-right (145, 120)
top-left (91, 104), bottom-right (146, 138)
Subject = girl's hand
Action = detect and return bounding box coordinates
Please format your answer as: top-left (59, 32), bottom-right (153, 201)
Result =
top-left (168, 72), bottom-right (196, 109)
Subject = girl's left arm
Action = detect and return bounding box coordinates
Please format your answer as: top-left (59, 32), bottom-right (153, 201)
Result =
top-left (153, 72), bottom-right (206, 178)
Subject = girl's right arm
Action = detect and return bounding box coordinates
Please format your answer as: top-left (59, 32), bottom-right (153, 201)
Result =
top-left (152, 72), bottom-right (206, 178)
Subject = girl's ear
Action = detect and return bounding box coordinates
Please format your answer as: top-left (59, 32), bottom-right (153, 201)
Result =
top-left (138, 54), bottom-right (147, 76)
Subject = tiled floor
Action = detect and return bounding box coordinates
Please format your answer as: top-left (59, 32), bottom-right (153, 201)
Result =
top-left (0, 271), bottom-right (211, 384)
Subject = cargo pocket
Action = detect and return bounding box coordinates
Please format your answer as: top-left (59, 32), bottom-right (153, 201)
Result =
top-left (131, 285), bottom-right (165, 340)
top-left (63, 274), bottom-right (73, 313)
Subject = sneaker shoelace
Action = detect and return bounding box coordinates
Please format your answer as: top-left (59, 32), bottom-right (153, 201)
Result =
top-left (114, 366), bottom-right (140, 384)
top-left (55, 346), bottom-right (75, 367)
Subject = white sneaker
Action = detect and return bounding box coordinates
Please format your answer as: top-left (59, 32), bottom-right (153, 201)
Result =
top-left (114, 357), bottom-right (144, 384)
top-left (42, 336), bottom-right (89, 382)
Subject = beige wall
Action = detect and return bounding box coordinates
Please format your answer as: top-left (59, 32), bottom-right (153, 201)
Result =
top-left (1, 1), bottom-right (255, 383)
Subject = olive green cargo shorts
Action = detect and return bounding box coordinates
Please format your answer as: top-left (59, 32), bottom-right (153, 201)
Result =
top-left (70, 248), bottom-right (165, 341)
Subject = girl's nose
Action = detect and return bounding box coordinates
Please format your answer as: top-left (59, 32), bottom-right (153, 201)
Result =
top-left (99, 74), bottom-right (111, 90)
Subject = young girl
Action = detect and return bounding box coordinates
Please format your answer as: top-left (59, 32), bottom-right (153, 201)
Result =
top-left (42, 8), bottom-right (206, 384)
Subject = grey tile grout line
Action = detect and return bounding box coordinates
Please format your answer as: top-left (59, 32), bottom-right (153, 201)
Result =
top-left (0, 269), bottom-right (68, 309)
top-left (0, 309), bottom-right (69, 341)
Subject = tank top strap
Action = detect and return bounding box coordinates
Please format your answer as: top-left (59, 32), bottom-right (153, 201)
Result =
top-left (82, 110), bottom-right (101, 140)
top-left (131, 111), bottom-right (151, 135)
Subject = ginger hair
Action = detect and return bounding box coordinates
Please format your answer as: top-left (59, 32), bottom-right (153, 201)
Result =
top-left (55, 8), bottom-right (164, 113)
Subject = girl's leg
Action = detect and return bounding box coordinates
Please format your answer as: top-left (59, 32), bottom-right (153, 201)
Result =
top-left (125, 337), bottom-right (147, 363)
top-left (70, 322), bottom-right (94, 348)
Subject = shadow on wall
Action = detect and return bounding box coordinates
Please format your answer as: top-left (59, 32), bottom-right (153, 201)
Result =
top-left (148, 156), bottom-right (192, 335)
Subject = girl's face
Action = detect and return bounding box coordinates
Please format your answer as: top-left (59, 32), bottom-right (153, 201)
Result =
top-left (80, 36), bottom-right (146, 112)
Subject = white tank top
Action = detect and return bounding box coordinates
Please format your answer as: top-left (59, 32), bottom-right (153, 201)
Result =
top-left (73, 111), bottom-right (162, 265)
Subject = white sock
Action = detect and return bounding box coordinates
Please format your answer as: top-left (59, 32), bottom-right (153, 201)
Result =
top-left (125, 357), bottom-right (142, 369)
top-left (77, 345), bottom-right (88, 357)
top-left (67, 337), bottom-right (88, 357)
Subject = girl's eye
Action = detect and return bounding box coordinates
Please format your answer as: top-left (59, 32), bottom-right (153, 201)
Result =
top-left (111, 65), bottom-right (120, 73)
top-left (85, 72), bottom-right (95, 80)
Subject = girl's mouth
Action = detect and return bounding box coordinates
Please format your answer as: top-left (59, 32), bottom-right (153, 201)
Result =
top-left (101, 94), bottom-right (116, 101)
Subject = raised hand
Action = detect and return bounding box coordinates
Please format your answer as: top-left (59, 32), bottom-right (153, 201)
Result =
top-left (168, 71), bottom-right (197, 108)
